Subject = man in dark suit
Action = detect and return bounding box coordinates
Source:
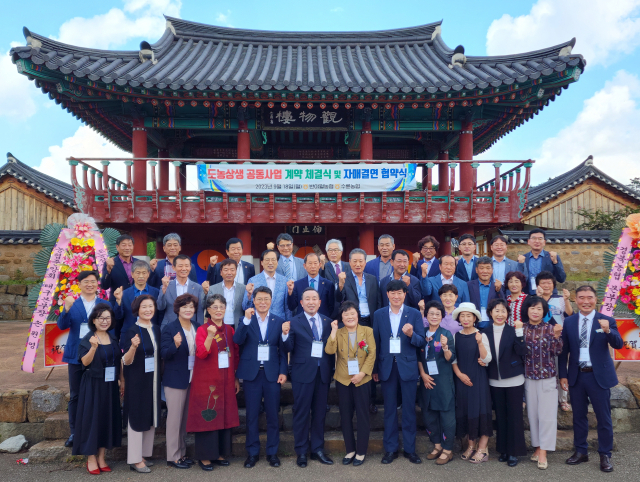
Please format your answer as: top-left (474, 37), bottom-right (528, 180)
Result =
top-left (101, 234), bottom-right (139, 304)
top-left (320, 239), bottom-right (350, 318)
top-left (336, 248), bottom-right (381, 329)
top-left (148, 233), bottom-right (198, 289)
top-left (275, 233), bottom-right (307, 281)
top-left (364, 234), bottom-right (395, 282)
top-left (517, 228), bottom-right (566, 295)
top-left (283, 288), bottom-right (334, 468)
top-left (467, 256), bottom-right (505, 329)
top-left (287, 252), bottom-right (335, 317)
top-left (454, 233), bottom-right (479, 282)
top-left (234, 286), bottom-right (288, 469)
top-left (421, 255), bottom-right (470, 307)
top-left (412, 235), bottom-right (441, 279)
top-left (380, 250), bottom-right (422, 309)
top-left (372, 280), bottom-right (426, 465)
top-left (205, 237), bottom-right (256, 286)
top-left (559, 286), bottom-right (623, 473)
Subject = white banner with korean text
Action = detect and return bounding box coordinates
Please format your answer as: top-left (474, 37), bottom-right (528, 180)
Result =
top-left (197, 163), bottom-right (417, 193)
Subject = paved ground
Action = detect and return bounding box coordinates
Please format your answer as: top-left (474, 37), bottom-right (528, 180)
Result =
top-left (3, 433), bottom-right (640, 482)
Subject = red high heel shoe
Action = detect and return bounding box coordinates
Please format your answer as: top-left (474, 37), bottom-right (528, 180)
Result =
top-left (99, 464), bottom-right (112, 472)
top-left (86, 461), bottom-right (101, 475)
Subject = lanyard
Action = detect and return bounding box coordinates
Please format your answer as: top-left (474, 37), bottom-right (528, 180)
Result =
top-left (212, 323), bottom-right (230, 353)
top-left (98, 334), bottom-right (116, 367)
top-left (138, 326), bottom-right (153, 358)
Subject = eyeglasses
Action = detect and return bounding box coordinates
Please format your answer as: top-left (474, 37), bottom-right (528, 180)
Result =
top-left (529, 236), bottom-right (545, 241)
top-left (278, 243), bottom-right (293, 248)
top-left (327, 248), bottom-right (341, 253)
top-left (208, 306), bottom-right (226, 311)
top-left (97, 317), bottom-right (111, 322)
top-left (421, 246), bottom-right (436, 251)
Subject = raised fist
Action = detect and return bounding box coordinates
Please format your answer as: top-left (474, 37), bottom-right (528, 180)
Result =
top-left (494, 280), bottom-right (502, 292)
top-left (440, 334), bottom-right (448, 348)
top-left (89, 336), bottom-right (99, 349)
top-left (518, 254), bottom-right (526, 264)
top-left (149, 258), bottom-right (158, 271)
top-left (421, 263), bottom-right (428, 278)
top-left (514, 320), bottom-right (524, 330)
top-left (282, 321), bottom-right (291, 335)
top-left (266, 242), bottom-right (275, 251)
top-left (549, 251), bottom-right (558, 264)
top-left (338, 271), bottom-right (347, 289)
top-left (562, 288), bottom-right (571, 300)
top-left (131, 334), bottom-right (141, 348)
top-left (64, 295), bottom-right (75, 312)
top-left (418, 299), bottom-right (425, 315)
top-left (245, 308), bottom-right (255, 319)
top-left (287, 279), bottom-right (295, 295)
top-left (209, 255), bottom-right (218, 268)
top-left (161, 276), bottom-right (170, 294)
top-left (319, 254), bottom-right (326, 265)
top-left (207, 324), bottom-right (217, 337)
top-left (201, 281), bottom-right (210, 293)
top-left (598, 318), bottom-right (610, 334)
top-left (475, 331), bottom-right (483, 344)
top-left (174, 332), bottom-right (182, 348)
top-left (402, 323), bottom-right (414, 337)
top-left (413, 252), bottom-right (421, 265)
top-left (105, 257), bottom-right (115, 273)
top-left (246, 283), bottom-right (254, 297)
top-left (402, 274), bottom-right (411, 286)
top-left (553, 323), bottom-right (563, 339)
top-left (113, 286), bottom-right (123, 304)
top-left (330, 319), bottom-right (338, 334)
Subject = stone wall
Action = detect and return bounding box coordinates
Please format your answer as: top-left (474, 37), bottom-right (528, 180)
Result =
top-left (507, 242), bottom-right (611, 277)
top-left (0, 285), bottom-right (31, 320)
top-left (0, 244), bottom-right (41, 281)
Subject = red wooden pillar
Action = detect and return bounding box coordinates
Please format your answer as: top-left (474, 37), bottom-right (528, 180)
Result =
top-left (130, 225), bottom-right (148, 257)
top-left (132, 119), bottom-right (147, 190)
top-left (158, 149), bottom-right (169, 190)
top-left (237, 225), bottom-right (252, 258)
top-left (441, 234), bottom-right (452, 256)
top-left (361, 121), bottom-right (373, 160)
top-left (237, 120), bottom-right (250, 160)
top-left (459, 120), bottom-right (473, 191)
top-left (437, 150), bottom-right (449, 190)
top-left (458, 225), bottom-right (475, 236)
top-left (359, 225), bottom-right (374, 256)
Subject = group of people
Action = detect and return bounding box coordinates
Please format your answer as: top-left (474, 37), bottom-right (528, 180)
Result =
top-left (56, 228), bottom-right (623, 474)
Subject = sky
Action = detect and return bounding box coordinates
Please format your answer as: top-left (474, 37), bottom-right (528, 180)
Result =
top-left (1, 0), bottom-right (640, 188)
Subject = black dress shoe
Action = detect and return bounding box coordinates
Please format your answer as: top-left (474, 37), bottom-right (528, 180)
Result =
top-left (342, 455), bottom-right (354, 465)
top-left (181, 457), bottom-right (195, 465)
top-left (566, 452), bottom-right (589, 465)
top-left (244, 455), bottom-right (258, 468)
top-left (369, 404), bottom-right (378, 414)
top-left (353, 456), bottom-right (365, 467)
top-left (507, 456), bottom-right (519, 467)
top-left (310, 450), bottom-right (334, 465)
top-left (296, 455), bottom-right (307, 467)
top-left (198, 460), bottom-right (214, 471)
top-left (213, 458), bottom-right (230, 466)
top-left (403, 451), bottom-right (422, 464)
top-left (64, 435), bottom-right (74, 448)
top-left (167, 460), bottom-right (190, 469)
top-left (267, 455), bottom-right (280, 467)
top-left (600, 454), bottom-right (613, 472)
top-left (498, 453), bottom-right (508, 462)
top-left (381, 452), bottom-right (398, 464)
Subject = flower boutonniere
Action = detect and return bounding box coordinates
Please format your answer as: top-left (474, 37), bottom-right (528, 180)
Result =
top-left (358, 340), bottom-right (369, 354)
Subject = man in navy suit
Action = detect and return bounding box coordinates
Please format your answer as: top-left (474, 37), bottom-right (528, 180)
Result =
top-left (372, 279), bottom-right (426, 465)
top-left (489, 235), bottom-right (518, 291)
top-left (148, 233), bottom-right (198, 289)
top-left (380, 250), bottom-right (422, 309)
top-left (364, 234), bottom-right (395, 282)
top-left (467, 256), bottom-right (505, 329)
top-left (421, 255), bottom-right (470, 306)
top-left (320, 239), bottom-right (351, 318)
top-left (234, 286), bottom-right (288, 469)
top-left (205, 237), bottom-right (256, 286)
top-left (57, 270), bottom-right (120, 448)
top-left (115, 260), bottom-right (160, 345)
top-left (275, 233), bottom-right (307, 281)
top-left (559, 286), bottom-right (623, 473)
top-left (412, 235), bottom-right (441, 279)
top-left (243, 250), bottom-right (291, 321)
top-left (517, 228), bottom-right (566, 295)
top-left (283, 288), bottom-right (335, 468)
top-left (101, 234), bottom-right (139, 303)
top-left (287, 252), bottom-right (335, 317)
top-left (454, 233), bottom-right (479, 282)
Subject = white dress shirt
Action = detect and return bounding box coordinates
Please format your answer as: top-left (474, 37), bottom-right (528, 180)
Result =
top-left (265, 273), bottom-right (277, 293)
top-left (235, 262), bottom-right (245, 285)
top-left (389, 305), bottom-right (404, 337)
top-left (579, 310), bottom-right (596, 366)
top-left (244, 311), bottom-right (271, 364)
top-left (176, 278), bottom-right (189, 296)
top-left (304, 311), bottom-right (322, 339)
top-left (440, 275), bottom-right (454, 285)
top-left (223, 282), bottom-right (236, 325)
top-left (80, 295), bottom-right (97, 317)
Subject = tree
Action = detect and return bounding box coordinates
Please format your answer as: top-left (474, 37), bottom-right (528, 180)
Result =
top-left (629, 177), bottom-right (640, 193)
top-left (576, 206), bottom-right (640, 230)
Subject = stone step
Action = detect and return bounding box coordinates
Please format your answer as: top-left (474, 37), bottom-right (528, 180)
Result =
top-left (28, 429), bottom-right (615, 464)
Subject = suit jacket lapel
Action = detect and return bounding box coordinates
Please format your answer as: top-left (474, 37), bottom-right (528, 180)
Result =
top-left (266, 313), bottom-right (278, 342)
top-left (589, 313), bottom-right (599, 345)
top-left (250, 314), bottom-right (261, 340)
top-left (298, 314), bottom-right (314, 338)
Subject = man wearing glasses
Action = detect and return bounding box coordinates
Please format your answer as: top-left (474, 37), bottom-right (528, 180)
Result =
top-left (411, 235), bottom-right (441, 279)
top-left (454, 234), bottom-right (479, 282)
top-left (320, 239), bottom-right (351, 288)
top-left (364, 234), bottom-right (395, 283)
top-left (517, 228), bottom-right (566, 295)
top-left (274, 233), bottom-right (307, 281)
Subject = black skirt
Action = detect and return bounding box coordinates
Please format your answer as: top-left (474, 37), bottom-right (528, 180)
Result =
top-left (454, 332), bottom-right (493, 440)
top-left (194, 429), bottom-right (232, 460)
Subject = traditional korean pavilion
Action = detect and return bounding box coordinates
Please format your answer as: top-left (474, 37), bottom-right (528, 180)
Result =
top-left (9, 17), bottom-right (586, 262)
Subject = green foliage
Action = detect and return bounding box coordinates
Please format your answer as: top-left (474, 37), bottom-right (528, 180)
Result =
top-left (0, 279), bottom-right (41, 286)
top-left (147, 241), bottom-right (156, 259)
top-left (27, 284), bottom-right (42, 311)
top-left (33, 247), bottom-right (53, 277)
top-left (101, 227), bottom-right (121, 257)
top-left (13, 269), bottom-right (24, 281)
top-left (576, 206), bottom-right (640, 230)
top-left (39, 223), bottom-right (65, 247)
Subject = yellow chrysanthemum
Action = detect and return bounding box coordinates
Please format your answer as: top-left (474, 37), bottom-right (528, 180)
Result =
top-left (60, 279), bottom-right (67, 285)
top-left (71, 238), bottom-right (80, 246)
top-left (70, 284), bottom-right (80, 293)
top-left (86, 239), bottom-right (95, 247)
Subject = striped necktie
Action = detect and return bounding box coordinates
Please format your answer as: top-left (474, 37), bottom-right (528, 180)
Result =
top-left (284, 258), bottom-right (291, 280)
top-left (579, 317), bottom-right (589, 368)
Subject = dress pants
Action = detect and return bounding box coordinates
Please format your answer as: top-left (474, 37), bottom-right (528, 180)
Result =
top-left (336, 380), bottom-right (371, 456)
top-left (524, 378), bottom-right (558, 451)
top-left (381, 361), bottom-right (418, 454)
top-left (570, 370), bottom-right (613, 456)
top-left (418, 385), bottom-right (455, 451)
top-left (164, 386), bottom-right (190, 461)
top-left (127, 422), bottom-right (155, 465)
top-left (244, 368), bottom-right (281, 456)
top-left (195, 429), bottom-right (231, 460)
top-left (67, 363), bottom-right (83, 434)
top-left (291, 370), bottom-right (329, 455)
top-left (490, 384), bottom-right (527, 456)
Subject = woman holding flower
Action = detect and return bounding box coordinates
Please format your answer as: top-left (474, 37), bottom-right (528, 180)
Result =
top-left (325, 301), bottom-right (376, 466)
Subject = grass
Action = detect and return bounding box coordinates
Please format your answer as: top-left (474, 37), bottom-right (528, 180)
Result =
top-left (0, 279), bottom-right (41, 285)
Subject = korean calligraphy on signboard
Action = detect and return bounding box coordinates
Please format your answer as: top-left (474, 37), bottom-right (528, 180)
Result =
top-left (286, 225), bottom-right (325, 236)
top-left (263, 105), bottom-right (351, 130)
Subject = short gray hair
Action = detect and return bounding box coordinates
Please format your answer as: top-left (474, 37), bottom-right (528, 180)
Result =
top-left (276, 233), bottom-right (293, 245)
top-left (349, 248), bottom-right (367, 260)
top-left (378, 234), bottom-right (394, 244)
top-left (132, 260), bottom-right (151, 273)
top-left (326, 239), bottom-right (343, 252)
top-left (163, 233), bottom-right (182, 246)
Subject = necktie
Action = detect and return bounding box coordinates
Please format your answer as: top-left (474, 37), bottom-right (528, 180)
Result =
top-left (310, 316), bottom-right (320, 341)
top-left (284, 258), bottom-right (291, 280)
top-left (335, 263), bottom-right (341, 275)
top-left (579, 317), bottom-right (589, 368)
top-left (310, 278), bottom-right (316, 289)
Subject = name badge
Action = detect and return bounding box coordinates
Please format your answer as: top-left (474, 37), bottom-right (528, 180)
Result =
top-left (104, 366), bottom-right (115, 382)
top-left (311, 340), bottom-right (324, 358)
top-left (426, 360), bottom-right (439, 375)
top-left (79, 323), bottom-right (90, 338)
top-left (218, 351), bottom-right (230, 368)
top-left (258, 344), bottom-right (270, 362)
top-left (481, 308), bottom-right (489, 322)
top-left (188, 355), bottom-right (195, 370)
top-left (579, 347), bottom-right (590, 363)
top-left (390, 336), bottom-right (401, 354)
top-left (530, 277), bottom-right (537, 292)
top-left (144, 356), bottom-right (155, 373)
top-left (348, 358), bottom-right (360, 376)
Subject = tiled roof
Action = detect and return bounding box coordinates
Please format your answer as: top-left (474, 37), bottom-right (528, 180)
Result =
top-left (500, 229), bottom-right (611, 244)
top-left (0, 153), bottom-right (75, 207)
top-left (0, 230), bottom-right (41, 244)
top-left (525, 156), bottom-right (640, 212)
top-left (10, 18), bottom-right (585, 94)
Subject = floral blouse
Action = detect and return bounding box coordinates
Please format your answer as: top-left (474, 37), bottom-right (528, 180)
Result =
top-left (523, 322), bottom-right (563, 380)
